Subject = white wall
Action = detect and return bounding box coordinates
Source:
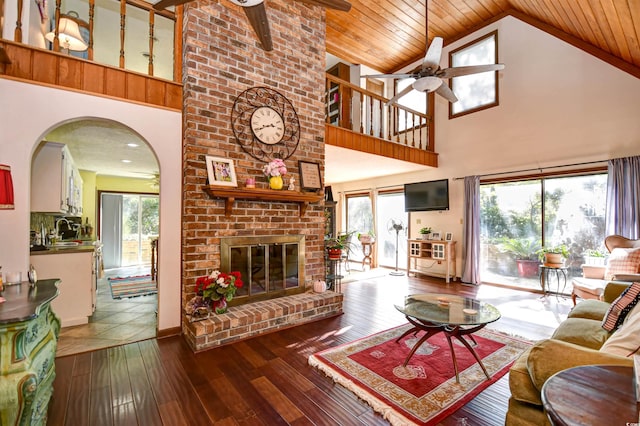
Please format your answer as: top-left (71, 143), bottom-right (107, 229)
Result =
top-left (330, 16), bottom-right (640, 277)
top-left (0, 79), bottom-right (182, 331)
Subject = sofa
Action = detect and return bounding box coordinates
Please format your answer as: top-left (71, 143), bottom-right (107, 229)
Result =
top-left (571, 235), bottom-right (640, 304)
top-left (506, 279), bottom-right (640, 426)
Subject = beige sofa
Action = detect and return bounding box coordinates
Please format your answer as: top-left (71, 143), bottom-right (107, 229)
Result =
top-left (506, 281), bottom-right (637, 425)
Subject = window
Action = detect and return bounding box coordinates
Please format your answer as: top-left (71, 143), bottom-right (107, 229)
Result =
top-left (346, 194), bottom-right (374, 262)
top-left (395, 78), bottom-right (428, 132)
top-left (449, 31), bottom-right (499, 118)
top-left (480, 173), bottom-right (607, 292)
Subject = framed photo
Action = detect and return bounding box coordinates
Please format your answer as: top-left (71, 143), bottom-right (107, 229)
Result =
top-left (445, 232), bottom-right (453, 241)
top-left (431, 232), bottom-right (441, 241)
top-left (205, 155), bottom-right (237, 187)
top-left (298, 161), bottom-right (322, 191)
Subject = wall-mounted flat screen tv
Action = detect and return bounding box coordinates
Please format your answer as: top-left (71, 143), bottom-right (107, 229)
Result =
top-left (404, 179), bottom-right (449, 212)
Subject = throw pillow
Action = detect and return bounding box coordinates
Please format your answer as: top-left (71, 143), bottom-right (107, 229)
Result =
top-left (600, 299), bottom-right (640, 357)
top-left (604, 247), bottom-right (640, 280)
top-left (601, 282), bottom-right (640, 332)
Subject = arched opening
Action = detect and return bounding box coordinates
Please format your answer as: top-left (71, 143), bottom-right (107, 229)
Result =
top-left (29, 117), bottom-right (160, 356)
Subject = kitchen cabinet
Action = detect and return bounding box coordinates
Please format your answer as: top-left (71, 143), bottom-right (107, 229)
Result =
top-left (31, 142), bottom-right (83, 215)
top-left (30, 248), bottom-right (94, 327)
top-left (0, 279), bottom-right (60, 426)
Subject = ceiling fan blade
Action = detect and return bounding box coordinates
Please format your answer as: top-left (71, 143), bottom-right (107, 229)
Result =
top-left (239, 2), bottom-right (273, 51)
top-left (435, 84), bottom-right (458, 103)
top-left (412, 76), bottom-right (442, 92)
top-left (385, 84), bottom-right (414, 106)
top-left (360, 73), bottom-right (414, 79)
top-left (421, 36), bottom-right (443, 71)
top-left (296, 0), bottom-right (351, 11)
top-left (437, 63), bottom-right (505, 79)
top-left (153, 0), bottom-right (192, 10)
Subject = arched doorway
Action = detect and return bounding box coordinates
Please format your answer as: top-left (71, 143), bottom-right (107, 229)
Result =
top-left (30, 118), bottom-right (160, 356)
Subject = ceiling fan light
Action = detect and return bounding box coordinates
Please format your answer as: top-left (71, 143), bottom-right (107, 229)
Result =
top-left (413, 77), bottom-right (442, 92)
top-left (228, 0), bottom-right (264, 7)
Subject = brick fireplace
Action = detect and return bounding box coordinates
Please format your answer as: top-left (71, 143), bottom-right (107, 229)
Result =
top-left (180, 1), bottom-right (337, 351)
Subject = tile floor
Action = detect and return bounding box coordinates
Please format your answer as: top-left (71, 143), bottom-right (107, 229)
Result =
top-left (55, 265), bottom-right (157, 358)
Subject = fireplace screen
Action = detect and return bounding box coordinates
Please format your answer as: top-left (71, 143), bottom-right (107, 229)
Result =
top-left (221, 235), bottom-right (305, 305)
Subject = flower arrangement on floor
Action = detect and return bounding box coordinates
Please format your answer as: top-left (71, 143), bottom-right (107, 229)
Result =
top-left (186, 270), bottom-right (244, 319)
top-left (263, 158), bottom-right (287, 190)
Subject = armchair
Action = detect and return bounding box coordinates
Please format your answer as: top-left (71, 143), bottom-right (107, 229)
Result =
top-left (571, 235), bottom-right (640, 305)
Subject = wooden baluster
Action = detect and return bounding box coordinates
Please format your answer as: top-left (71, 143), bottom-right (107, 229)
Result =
top-left (51, 0), bottom-right (61, 51)
top-left (411, 112), bottom-right (416, 147)
top-left (404, 112), bottom-right (408, 145)
top-left (387, 105), bottom-right (393, 141)
top-left (88, 0), bottom-right (95, 60)
top-left (148, 10), bottom-right (155, 76)
top-left (14, 0), bottom-right (23, 42)
top-left (378, 99), bottom-right (383, 138)
top-left (359, 93), bottom-right (365, 134)
top-left (119, 0), bottom-right (126, 68)
top-left (367, 95), bottom-right (373, 135)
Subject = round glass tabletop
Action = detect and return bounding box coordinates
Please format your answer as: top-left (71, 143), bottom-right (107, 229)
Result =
top-left (395, 293), bottom-right (501, 326)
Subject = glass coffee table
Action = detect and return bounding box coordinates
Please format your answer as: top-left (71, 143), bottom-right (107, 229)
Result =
top-left (395, 293), bottom-right (501, 382)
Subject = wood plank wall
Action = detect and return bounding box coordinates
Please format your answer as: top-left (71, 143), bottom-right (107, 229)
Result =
top-left (0, 40), bottom-right (182, 111)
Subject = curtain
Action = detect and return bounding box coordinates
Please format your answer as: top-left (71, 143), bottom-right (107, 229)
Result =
top-left (462, 176), bottom-right (481, 284)
top-left (606, 156), bottom-right (640, 239)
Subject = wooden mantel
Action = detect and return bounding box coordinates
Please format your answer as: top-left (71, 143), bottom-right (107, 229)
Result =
top-left (203, 186), bottom-right (323, 217)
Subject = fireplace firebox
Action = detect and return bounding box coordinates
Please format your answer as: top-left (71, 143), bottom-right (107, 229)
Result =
top-left (220, 235), bottom-right (306, 306)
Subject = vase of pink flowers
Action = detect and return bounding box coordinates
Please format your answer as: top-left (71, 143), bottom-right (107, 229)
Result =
top-left (263, 159), bottom-right (287, 190)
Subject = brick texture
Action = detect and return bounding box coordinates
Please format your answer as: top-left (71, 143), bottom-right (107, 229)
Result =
top-left (181, 1), bottom-right (330, 349)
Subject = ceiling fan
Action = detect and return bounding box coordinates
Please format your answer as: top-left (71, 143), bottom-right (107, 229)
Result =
top-left (363, 2), bottom-right (504, 105)
top-left (153, 0), bottom-right (352, 52)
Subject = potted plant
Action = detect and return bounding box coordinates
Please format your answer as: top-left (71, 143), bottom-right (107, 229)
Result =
top-left (357, 230), bottom-right (375, 244)
top-left (498, 238), bottom-right (541, 278)
top-left (537, 244), bottom-right (569, 265)
top-left (584, 248), bottom-right (607, 266)
top-left (419, 227), bottom-right (432, 239)
top-left (325, 232), bottom-right (354, 260)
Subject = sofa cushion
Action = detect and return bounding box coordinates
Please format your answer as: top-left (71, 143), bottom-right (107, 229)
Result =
top-left (551, 318), bottom-right (611, 349)
top-left (601, 282), bottom-right (640, 332)
top-left (508, 347), bottom-right (542, 406)
top-left (567, 299), bottom-right (610, 321)
top-left (601, 301), bottom-right (640, 357)
top-left (527, 339), bottom-right (633, 392)
top-left (604, 247), bottom-right (640, 280)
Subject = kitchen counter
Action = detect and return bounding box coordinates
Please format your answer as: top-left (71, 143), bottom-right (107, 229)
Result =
top-left (30, 244), bottom-right (96, 255)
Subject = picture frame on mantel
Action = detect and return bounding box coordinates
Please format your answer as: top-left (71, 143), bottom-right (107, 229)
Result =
top-left (298, 161), bottom-right (322, 191)
top-left (205, 155), bottom-right (237, 187)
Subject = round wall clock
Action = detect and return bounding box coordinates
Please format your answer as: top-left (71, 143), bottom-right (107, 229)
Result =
top-left (231, 87), bottom-right (300, 162)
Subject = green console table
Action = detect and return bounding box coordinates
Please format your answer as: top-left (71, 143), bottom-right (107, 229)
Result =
top-left (0, 279), bottom-right (60, 425)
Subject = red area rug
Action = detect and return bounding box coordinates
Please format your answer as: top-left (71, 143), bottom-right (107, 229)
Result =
top-left (309, 324), bottom-right (531, 425)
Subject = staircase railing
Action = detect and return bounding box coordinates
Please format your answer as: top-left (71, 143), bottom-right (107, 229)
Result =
top-left (325, 74), bottom-right (433, 151)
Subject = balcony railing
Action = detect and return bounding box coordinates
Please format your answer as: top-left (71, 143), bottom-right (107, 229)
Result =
top-left (326, 73), bottom-right (433, 151)
top-left (4, 0), bottom-right (179, 82)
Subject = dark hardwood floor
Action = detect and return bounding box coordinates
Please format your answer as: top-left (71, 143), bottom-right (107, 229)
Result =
top-left (48, 272), bottom-right (572, 425)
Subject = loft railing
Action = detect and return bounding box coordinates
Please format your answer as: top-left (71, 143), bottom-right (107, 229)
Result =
top-left (325, 73), bottom-right (433, 151)
top-left (4, 0), bottom-right (179, 81)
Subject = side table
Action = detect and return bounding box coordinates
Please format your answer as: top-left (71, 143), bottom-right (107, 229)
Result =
top-left (539, 264), bottom-right (569, 294)
top-left (541, 365), bottom-right (637, 425)
top-left (361, 242), bottom-right (375, 270)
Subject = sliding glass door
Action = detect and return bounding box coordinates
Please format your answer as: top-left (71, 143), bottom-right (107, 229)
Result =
top-left (101, 192), bottom-right (159, 268)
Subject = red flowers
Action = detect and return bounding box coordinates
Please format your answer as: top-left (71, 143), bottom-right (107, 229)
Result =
top-left (196, 270), bottom-right (244, 303)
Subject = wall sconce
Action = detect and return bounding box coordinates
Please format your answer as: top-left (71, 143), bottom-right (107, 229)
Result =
top-left (45, 17), bottom-right (88, 53)
top-left (0, 164), bottom-right (15, 210)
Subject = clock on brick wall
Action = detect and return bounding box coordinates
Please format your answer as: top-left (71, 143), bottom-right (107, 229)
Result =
top-left (231, 87), bottom-right (300, 162)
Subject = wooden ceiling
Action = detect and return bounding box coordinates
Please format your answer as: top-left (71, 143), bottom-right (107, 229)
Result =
top-left (325, 0), bottom-right (640, 76)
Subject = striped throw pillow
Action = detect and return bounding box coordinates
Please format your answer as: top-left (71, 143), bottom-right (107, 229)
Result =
top-left (602, 282), bottom-right (640, 332)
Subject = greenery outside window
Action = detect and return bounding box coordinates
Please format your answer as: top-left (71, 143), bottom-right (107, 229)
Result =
top-left (449, 31), bottom-right (499, 118)
top-left (480, 172), bottom-right (607, 292)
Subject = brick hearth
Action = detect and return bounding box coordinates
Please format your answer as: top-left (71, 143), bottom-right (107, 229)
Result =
top-left (183, 291), bottom-right (343, 352)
